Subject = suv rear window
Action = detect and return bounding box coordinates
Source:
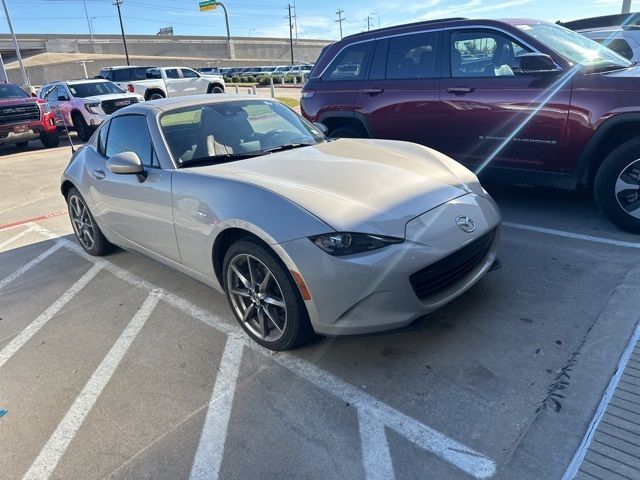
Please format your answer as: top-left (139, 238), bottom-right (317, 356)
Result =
top-left (112, 68), bottom-right (150, 82)
top-left (322, 42), bottom-right (373, 81)
top-left (387, 32), bottom-right (440, 79)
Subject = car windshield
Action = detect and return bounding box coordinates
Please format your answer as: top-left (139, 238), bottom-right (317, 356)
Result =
top-left (68, 81), bottom-right (125, 98)
top-left (160, 99), bottom-right (325, 166)
top-left (517, 23), bottom-right (632, 68)
top-left (0, 84), bottom-right (29, 99)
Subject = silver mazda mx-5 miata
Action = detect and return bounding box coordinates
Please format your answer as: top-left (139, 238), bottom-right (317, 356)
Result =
top-left (61, 95), bottom-right (501, 350)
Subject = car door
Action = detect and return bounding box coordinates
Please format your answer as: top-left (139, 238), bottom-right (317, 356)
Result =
top-left (356, 31), bottom-right (445, 148)
top-left (439, 28), bottom-right (571, 172)
top-left (84, 114), bottom-right (180, 261)
top-left (50, 85), bottom-right (73, 129)
top-left (164, 68), bottom-right (185, 96)
top-left (180, 68), bottom-right (206, 95)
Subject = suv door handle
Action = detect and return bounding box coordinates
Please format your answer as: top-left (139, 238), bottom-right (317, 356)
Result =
top-left (90, 169), bottom-right (106, 180)
top-left (362, 87), bottom-right (384, 95)
top-left (446, 86), bottom-right (475, 95)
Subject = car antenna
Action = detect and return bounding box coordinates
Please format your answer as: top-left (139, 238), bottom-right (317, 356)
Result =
top-left (56, 106), bottom-right (76, 153)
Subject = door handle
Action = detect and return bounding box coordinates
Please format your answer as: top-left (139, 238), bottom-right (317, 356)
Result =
top-left (362, 87), bottom-right (384, 95)
top-left (446, 86), bottom-right (475, 95)
top-left (90, 169), bottom-right (106, 180)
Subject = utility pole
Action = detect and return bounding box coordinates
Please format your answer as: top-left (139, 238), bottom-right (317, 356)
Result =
top-left (622, 0), bottom-right (632, 13)
top-left (293, 0), bottom-right (298, 44)
top-left (287, 4), bottom-right (294, 64)
top-left (364, 15), bottom-right (373, 32)
top-left (335, 9), bottom-right (345, 39)
top-left (114, 0), bottom-right (130, 65)
top-left (82, 0), bottom-right (93, 42)
top-left (1, 0), bottom-right (28, 87)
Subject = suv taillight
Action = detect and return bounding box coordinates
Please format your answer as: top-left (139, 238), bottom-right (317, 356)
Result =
top-left (127, 84), bottom-right (134, 93)
top-left (301, 89), bottom-right (316, 99)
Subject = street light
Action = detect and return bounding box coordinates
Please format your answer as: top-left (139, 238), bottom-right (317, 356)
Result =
top-left (249, 28), bottom-right (256, 37)
top-left (1, 0), bottom-right (29, 87)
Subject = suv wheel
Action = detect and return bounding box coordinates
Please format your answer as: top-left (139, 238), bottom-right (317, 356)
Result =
top-left (594, 138), bottom-right (640, 233)
top-left (146, 91), bottom-right (165, 101)
top-left (223, 239), bottom-right (314, 351)
top-left (328, 125), bottom-right (368, 139)
top-left (72, 112), bottom-right (92, 142)
top-left (41, 132), bottom-right (60, 148)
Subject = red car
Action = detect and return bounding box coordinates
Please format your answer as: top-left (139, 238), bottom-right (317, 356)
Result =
top-left (0, 83), bottom-right (59, 149)
top-left (301, 18), bottom-right (640, 232)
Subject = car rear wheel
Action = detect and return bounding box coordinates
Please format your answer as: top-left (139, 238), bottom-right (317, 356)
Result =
top-left (594, 139), bottom-right (640, 233)
top-left (209, 85), bottom-right (224, 94)
top-left (328, 125), bottom-right (368, 139)
top-left (147, 91), bottom-right (165, 101)
top-left (41, 132), bottom-right (60, 148)
top-left (72, 113), bottom-right (92, 142)
top-left (223, 239), bottom-right (314, 350)
top-left (66, 187), bottom-right (114, 256)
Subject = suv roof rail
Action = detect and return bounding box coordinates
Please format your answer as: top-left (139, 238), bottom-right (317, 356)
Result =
top-left (342, 17), bottom-right (467, 40)
top-left (558, 12), bottom-right (640, 31)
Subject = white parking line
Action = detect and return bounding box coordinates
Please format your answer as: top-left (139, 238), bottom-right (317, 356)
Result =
top-left (30, 225), bottom-right (496, 479)
top-left (0, 225), bottom-right (34, 251)
top-left (189, 337), bottom-right (244, 480)
top-left (0, 262), bottom-right (103, 369)
top-left (503, 222), bottom-right (640, 249)
top-left (0, 242), bottom-right (63, 291)
top-left (358, 410), bottom-right (396, 480)
top-left (22, 290), bottom-right (162, 480)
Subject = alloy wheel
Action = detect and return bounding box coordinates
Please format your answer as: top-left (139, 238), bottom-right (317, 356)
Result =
top-left (68, 194), bottom-right (95, 250)
top-left (615, 158), bottom-right (640, 219)
top-left (226, 254), bottom-right (287, 342)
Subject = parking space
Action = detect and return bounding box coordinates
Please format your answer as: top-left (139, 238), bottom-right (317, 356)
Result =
top-left (1, 144), bottom-right (640, 480)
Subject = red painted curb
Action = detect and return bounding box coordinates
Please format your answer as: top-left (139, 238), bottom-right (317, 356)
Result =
top-left (0, 211), bottom-right (67, 231)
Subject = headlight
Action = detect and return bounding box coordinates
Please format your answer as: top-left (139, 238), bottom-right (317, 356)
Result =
top-left (309, 232), bottom-right (403, 256)
top-left (84, 102), bottom-right (100, 114)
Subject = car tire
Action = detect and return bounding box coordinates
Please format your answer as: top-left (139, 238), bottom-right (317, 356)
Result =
top-left (40, 132), bottom-right (60, 148)
top-left (328, 125), bottom-right (368, 139)
top-left (72, 113), bottom-right (92, 142)
top-left (223, 239), bottom-right (314, 351)
top-left (594, 138), bottom-right (640, 233)
top-left (15, 141), bottom-right (28, 149)
top-left (66, 187), bottom-right (114, 256)
top-left (146, 91), bottom-right (165, 101)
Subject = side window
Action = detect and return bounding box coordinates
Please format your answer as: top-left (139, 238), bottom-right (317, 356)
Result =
top-left (146, 68), bottom-right (161, 79)
top-left (387, 32), bottom-right (440, 79)
top-left (594, 38), bottom-right (634, 60)
top-left (322, 42), bottom-right (373, 81)
top-left (97, 120), bottom-right (110, 156)
top-left (132, 68), bottom-right (149, 80)
top-left (101, 70), bottom-right (113, 81)
top-left (165, 68), bottom-right (180, 79)
top-left (368, 39), bottom-right (389, 80)
top-left (181, 68), bottom-right (199, 78)
top-left (43, 85), bottom-right (57, 101)
top-left (450, 30), bottom-right (532, 78)
top-left (112, 69), bottom-right (129, 82)
top-left (105, 115), bottom-right (155, 167)
top-left (57, 85), bottom-right (70, 100)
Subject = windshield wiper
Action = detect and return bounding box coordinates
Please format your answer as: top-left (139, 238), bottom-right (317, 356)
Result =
top-left (180, 151), bottom-right (269, 167)
top-left (259, 142), bottom-right (317, 154)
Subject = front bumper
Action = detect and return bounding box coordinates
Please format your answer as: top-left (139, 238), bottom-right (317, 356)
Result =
top-left (274, 193), bottom-right (501, 336)
top-left (0, 119), bottom-right (55, 145)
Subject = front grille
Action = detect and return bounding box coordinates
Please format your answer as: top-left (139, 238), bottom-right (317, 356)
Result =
top-left (0, 103), bottom-right (40, 125)
top-left (410, 229), bottom-right (495, 299)
top-left (101, 97), bottom-right (139, 115)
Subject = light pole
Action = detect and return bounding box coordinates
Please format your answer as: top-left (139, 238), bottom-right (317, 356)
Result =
top-left (622, 0), bottom-right (632, 13)
top-left (249, 28), bottom-right (256, 37)
top-left (1, 0), bottom-right (28, 87)
top-left (82, 0), bottom-right (93, 41)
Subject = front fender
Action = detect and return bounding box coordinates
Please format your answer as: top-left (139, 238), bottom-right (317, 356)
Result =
top-left (172, 170), bottom-right (334, 283)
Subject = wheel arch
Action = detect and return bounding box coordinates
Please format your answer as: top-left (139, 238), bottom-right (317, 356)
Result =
top-left (207, 82), bottom-right (225, 93)
top-left (575, 113), bottom-right (640, 188)
top-left (318, 111), bottom-right (372, 137)
top-left (212, 227), bottom-right (272, 288)
top-left (144, 88), bottom-right (166, 100)
top-left (61, 179), bottom-right (76, 198)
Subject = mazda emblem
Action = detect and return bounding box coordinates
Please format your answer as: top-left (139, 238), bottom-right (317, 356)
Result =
top-left (455, 216), bottom-right (476, 233)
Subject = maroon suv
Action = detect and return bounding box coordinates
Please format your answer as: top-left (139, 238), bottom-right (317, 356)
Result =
top-left (302, 18), bottom-right (640, 232)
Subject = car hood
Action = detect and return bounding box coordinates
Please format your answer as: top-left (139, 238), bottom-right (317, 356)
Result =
top-left (0, 97), bottom-right (39, 106)
top-left (187, 139), bottom-right (475, 237)
top-left (82, 93), bottom-right (140, 102)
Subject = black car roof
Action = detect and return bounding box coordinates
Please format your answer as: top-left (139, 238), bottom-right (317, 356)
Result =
top-left (342, 17), bottom-right (467, 41)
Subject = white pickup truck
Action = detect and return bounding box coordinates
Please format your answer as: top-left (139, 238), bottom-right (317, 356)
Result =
top-left (99, 66), bottom-right (225, 101)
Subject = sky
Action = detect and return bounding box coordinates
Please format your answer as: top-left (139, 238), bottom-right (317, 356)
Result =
top-left (0, 0), bottom-right (636, 40)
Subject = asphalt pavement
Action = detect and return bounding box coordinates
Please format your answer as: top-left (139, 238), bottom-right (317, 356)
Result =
top-left (1, 136), bottom-right (639, 480)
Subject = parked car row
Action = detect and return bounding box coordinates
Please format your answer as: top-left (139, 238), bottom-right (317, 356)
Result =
top-left (220, 64), bottom-right (314, 78)
top-left (301, 17), bottom-right (640, 233)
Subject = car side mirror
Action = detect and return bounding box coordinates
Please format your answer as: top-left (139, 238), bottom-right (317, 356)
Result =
top-left (57, 95), bottom-right (68, 102)
top-left (107, 151), bottom-right (146, 181)
top-left (514, 53), bottom-right (562, 75)
top-left (313, 122), bottom-right (328, 135)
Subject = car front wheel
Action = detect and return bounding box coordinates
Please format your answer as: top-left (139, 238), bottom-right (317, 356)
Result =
top-left (223, 239), bottom-right (314, 350)
top-left (66, 187), bottom-right (114, 255)
top-left (594, 138), bottom-right (640, 233)
top-left (72, 113), bottom-right (93, 142)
